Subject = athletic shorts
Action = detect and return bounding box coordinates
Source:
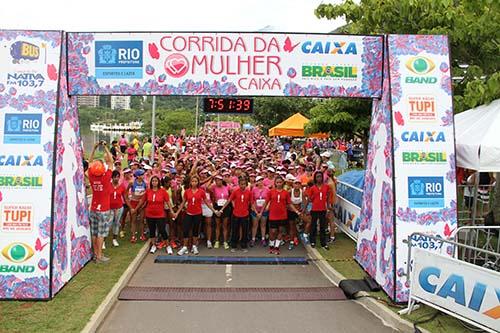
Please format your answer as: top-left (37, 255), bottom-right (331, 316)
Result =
top-left (201, 204), bottom-right (213, 218)
top-left (269, 219), bottom-right (287, 229)
top-left (288, 211), bottom-right (298, 221)
top-left (130, 200), bottom-right (139, 209)
top-left (89, 210), bottom-right (113, 237)
top-left (250, 210), bottom-right (269, 219)
top-left (214, 204), bottom-right (231, 219)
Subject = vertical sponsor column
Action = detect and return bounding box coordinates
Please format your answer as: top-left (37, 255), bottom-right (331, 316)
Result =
top-left (0, 30), bottom-right (62, 300)
top-left (388, 35), bottom-right (457, 303)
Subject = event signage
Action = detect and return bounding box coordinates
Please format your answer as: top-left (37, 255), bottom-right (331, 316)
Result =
top-left (0, 30), bottom-right (91, 300)
top-left (388, 35), bottom-right (457, 302)
top-left (67, 32), bottom-right (383, 98)
top-left (410, 248), bottom-right (500, 332)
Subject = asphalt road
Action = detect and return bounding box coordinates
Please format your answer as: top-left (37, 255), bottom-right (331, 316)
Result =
top-left (98, 244), bottom-right (398, 333)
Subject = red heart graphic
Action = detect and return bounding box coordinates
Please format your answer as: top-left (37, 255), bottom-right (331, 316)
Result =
top-left (164, 54), bottom-right (189, 78)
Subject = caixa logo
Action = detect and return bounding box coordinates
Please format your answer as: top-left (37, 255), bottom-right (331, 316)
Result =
top-left (301, 41), bottom-right (357, 55)
top-left (401, 131), bottom-right (445, 142)
top-left (405, 56), bottom-right (437, 84)
top-left (419, 267), bottom-right (500, 320)
top-left (1, 242), bottom-right (35, 273)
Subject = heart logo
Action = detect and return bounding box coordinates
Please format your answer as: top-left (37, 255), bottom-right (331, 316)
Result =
top-left (164, 53), bottom-right (189, 78)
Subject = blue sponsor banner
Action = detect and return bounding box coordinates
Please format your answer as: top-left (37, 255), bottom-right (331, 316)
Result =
top-left (3, 114), bottom-right (42, 144)
top-left (95, 40), bottom-right (143, 79)
top-left (408, 176), bottom-right (444, 208)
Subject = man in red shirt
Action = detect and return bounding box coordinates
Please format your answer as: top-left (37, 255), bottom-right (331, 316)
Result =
top-left (303, 171), bottom-right (332, 250)
top-left (219, 176), bottom-right (254, 252)
top-left (88, 141), bottom-right (114, 263)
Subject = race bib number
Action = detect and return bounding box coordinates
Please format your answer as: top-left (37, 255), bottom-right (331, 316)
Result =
top-left (217, 199), bottom-right (227, 206)
top-left (256, 199), bottom-right (266, 207)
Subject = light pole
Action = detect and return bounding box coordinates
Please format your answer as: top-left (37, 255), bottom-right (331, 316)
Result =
top-left (151, 96), bottom-right (156, 160)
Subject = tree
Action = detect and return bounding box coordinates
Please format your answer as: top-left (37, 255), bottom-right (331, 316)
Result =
top-left (253, 97), bottom-right (318, 131)
top-left (315, 0), bottom-right (500, 112)
top-left (306, 98), bottom-right (372, 154)
top-left (155, 108), bottom-right (196, 135)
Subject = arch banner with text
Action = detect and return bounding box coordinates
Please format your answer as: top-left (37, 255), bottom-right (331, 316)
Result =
top-left (67, 32), bottom-right (383, 97)
top-left (0, 30), bottom-right (456, 303)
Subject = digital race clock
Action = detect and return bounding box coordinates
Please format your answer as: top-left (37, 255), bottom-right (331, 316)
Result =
top-left (203, 97), bottom-right (253, 114)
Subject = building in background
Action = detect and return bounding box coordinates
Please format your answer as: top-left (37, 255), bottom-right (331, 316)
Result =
top-left (77, 96), bottom-right (100, 108)
top-left (111, 96), bottom-right (131, 110)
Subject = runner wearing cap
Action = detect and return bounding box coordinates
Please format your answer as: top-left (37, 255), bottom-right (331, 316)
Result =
top-left (173, 175), bottom-right (218, 255)
top-left (88, 141), bottom-right (114, 263)
top-left (211, 175), bottom-right (231, 249)
top-left (261, 176), bottom-right (301, 255)
top-left (251, 176), bottom-right (269, 247)
top-left (127, 169), bottom-right (147, 243)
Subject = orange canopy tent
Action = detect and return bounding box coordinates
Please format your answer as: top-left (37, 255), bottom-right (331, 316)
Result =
top-left (268, 113), bottom-right (329, 138)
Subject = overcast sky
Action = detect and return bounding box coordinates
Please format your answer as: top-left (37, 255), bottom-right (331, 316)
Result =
top-left (0, 0), bottom-right (344, 32)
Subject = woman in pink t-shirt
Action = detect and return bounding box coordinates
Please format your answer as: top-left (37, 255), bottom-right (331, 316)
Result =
top-left (211, 175), bottom-right (232, 249)
top-left (250, 176), bottom-right (270, 247)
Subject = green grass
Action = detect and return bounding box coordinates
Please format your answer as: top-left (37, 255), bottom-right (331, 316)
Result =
top-left (0, 234), bottom-right (144, 333)
top-left (317, 233), bottom-right (473, 333)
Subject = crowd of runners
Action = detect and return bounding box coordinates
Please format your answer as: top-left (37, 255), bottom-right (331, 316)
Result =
top-left (86, 127), bottom-right (338, 263)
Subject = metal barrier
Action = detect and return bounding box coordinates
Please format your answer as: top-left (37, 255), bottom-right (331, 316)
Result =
top-left (454, 226), bottom-right (500, 271)
top-left (457, 183), bottom-right (496, 225)
top-left (403, 232), bottom-right (500, 332)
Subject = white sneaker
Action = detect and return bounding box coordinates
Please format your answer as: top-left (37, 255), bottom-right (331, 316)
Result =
top-left (150, 244), bottom-right (157, 254)
top-left (192, 245), bottom-right (199, 255)
top-left (112, 239), bottom-right (119, 247)
top-left (166, 246), bottom-right (173, 255)
top-left (102, 242), bottom-right (106, 250)
top-left (177, 246), bottom-right (189, 256)
top-left (207, 240), bottom-right (213, 249)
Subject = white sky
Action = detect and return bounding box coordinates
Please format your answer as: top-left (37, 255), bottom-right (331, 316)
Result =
top-left (0, 0), bottom-right (344, 33)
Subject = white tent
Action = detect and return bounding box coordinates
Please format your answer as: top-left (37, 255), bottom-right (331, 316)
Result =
top-left (455, 99), bottom-right (500, 172)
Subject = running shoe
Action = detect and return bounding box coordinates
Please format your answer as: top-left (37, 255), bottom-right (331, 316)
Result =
top-left (275, 247), bottom-right (280, 255)
top-left (322, 245), bottom-right (330, 251)
top-left (302, 234), bottom-right (310, 245)
top-left (130, 236), bottom-right (137, 244)
top-left (293, 237), bottom-right (299, 246)
top-left (140, 234), bottom-right (147, 242)
top-left (177, 246), bottom-right (189, 256)
top-left (112, 239), bottom-right (120, 247)
top-left (192, 245), bottom-right (199, 255)
top-left (230, 248), bottom-right (236, 253)
top-left (102, 242), bottom-right (106, 250)
top-left (166, 246), bottom-right (173, 255)
top-left (119, 230), bottom-right (125, 238)
top-left (311, 243), bottom-right (316, 248)
top-left (223, 242), bottom-right (230, 250)
top-left (150, 244), bottom-right (157, 254)
top-left (269, 246), bottom-right (275, 254)
top-left (242, 248), bottom-right (248, 253)
top-left (214, 241), bottom-right (220, 249)
top-left (288, 242), bottom-right (294, 251)
top-left (261, 239), bottom-right (267, 247)
top-left (207, 240), bottom-right (213, 249)
top-left (170, 240), bottom-right (179, 249)
top-left (96, 256), bottom-right (110, 264)
top-left (329, 236), bottom-right (336, 243)
top-left (249, 239), bottom-right (255, 247)
top-left (280, 240), bottom-right (285, 246)
top-left (157, 241), bottom-right (167, 249)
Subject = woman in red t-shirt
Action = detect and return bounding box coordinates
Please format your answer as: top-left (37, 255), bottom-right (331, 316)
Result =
top-left (261, 176), bottom-right (301, 255)
top-left (137, 176), bottom-right (174, 254)
top-left (173, 176), bottom-right (217, 255)
top-left (303, 171), bottom-right (332, 249)
top-left (219, 176), bottom-right (254, 252)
